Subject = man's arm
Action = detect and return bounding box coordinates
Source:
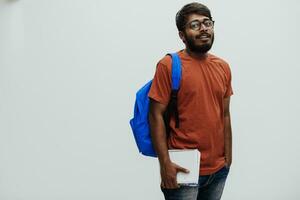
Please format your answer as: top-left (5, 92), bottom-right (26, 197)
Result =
top-left (148, 99), bottom-right (189, 189)
top-left (224, 96), bottom-right (232, 167)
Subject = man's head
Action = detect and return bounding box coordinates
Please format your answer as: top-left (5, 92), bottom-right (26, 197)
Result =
top-left (176, 3), bottom-right (214, 54)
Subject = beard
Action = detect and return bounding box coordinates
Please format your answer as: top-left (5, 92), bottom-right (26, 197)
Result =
top-left (184, 33), bottom-right (214, 54)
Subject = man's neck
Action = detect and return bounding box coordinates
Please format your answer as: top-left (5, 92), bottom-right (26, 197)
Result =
top-left (185, 48), bottom-right (208, 60)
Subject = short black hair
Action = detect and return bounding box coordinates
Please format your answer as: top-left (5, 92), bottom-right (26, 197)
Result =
top-left (176, 2), bottom-right (212, 31)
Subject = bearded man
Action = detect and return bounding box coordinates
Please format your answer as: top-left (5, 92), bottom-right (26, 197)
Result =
top-left (148, 2), bottom-right (234, 200)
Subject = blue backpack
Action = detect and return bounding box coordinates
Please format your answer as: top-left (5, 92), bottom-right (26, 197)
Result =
top-left (129, 53), bottom-right (182, 157)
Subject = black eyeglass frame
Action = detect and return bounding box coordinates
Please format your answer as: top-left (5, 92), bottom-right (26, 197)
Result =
top-left (183, 19), bottom-right (215, 31)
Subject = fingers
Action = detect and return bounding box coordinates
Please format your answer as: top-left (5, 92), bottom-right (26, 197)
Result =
top-left (162, 174), bottom-right (179, 189)
top-left (161, 173), bottom-right (179, 189)
top-left (174, 164), bottom-right (190, 174)
top-left (161, 163), bottom-right (189, 189)
top-left (161, 180), bottom-right (179, 189)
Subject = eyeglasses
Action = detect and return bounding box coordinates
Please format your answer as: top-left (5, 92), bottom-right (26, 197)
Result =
top-left (185, 19), bottom-right (215, 31)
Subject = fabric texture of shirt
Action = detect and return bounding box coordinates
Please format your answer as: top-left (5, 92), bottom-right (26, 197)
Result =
top-left (148, 50), bottom-right (233, 175)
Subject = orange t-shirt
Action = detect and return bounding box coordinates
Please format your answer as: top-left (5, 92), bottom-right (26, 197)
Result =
top-left (148, 50), bottom-right (233, 175)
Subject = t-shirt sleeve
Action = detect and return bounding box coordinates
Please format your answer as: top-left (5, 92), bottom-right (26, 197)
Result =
top-left (224, 63), bottom-right (234, 98)
top-left (148, 60), bottom-right (172, 105)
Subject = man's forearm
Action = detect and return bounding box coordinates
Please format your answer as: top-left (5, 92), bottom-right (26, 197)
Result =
top-left (149, 108), bottom-right (189, 189)
top-left (149, 113), bottom-right (171, 165)
top-left (224, 114), bottom-right (232, 166)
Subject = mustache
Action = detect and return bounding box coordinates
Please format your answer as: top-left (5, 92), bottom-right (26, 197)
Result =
top-left (195, 33), bottom-right (211, 39)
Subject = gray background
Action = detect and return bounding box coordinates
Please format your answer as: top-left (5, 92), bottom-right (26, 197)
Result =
top-left (1, 0), bottom-right (300, 199)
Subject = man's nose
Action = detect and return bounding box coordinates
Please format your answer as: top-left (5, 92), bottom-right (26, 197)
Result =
top-left (199, 23), bottom-right (208, 31)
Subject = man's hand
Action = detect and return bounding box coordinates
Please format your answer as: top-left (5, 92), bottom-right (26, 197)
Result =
top-left (160, 161), bottom-right (190, 189)
top-left (225, 157), bottom-right (232, 168)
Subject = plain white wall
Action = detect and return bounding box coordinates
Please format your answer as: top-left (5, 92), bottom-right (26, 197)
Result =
top-left (1, 0), bottom-right (300, 199)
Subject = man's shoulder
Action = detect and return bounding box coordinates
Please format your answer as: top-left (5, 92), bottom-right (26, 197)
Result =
top-left (208, 53), bottom-right (230, 67)
top-left (159, 54), bottom-right (172, 66)
top-left (208, 53), bottom-right (232, 78)
top-left (155, 53), bottom-right (175, 72)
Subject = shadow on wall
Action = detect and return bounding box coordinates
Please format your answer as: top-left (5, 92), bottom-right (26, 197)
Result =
top-left (2, 0), bottom-right (19, 3)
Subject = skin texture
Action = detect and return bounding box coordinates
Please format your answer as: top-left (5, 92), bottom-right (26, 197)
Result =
top-left (149, 14), bottom-right (232, 189)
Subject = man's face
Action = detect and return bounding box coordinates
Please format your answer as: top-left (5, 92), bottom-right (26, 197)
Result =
top-left (180, 14), bottom-right (215, 54)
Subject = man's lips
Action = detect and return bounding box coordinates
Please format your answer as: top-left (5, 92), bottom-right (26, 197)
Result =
top-left (196, 34), bottom-right (211, 41)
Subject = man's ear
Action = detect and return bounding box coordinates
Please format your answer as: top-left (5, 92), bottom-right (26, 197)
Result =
top-left (179, 31), bottom-right (186, 43)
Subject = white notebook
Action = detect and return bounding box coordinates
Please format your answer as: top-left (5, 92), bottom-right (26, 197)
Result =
top-left (168, 149), bottom-right (201, 185)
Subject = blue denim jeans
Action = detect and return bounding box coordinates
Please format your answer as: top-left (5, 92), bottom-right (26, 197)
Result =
top-left (161, 166), bottom-right (230, 200)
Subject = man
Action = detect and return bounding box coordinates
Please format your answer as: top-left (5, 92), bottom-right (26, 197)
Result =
top-left (148, 2), bottom-right (233, 200)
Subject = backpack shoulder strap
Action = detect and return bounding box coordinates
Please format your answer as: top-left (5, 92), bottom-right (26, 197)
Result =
top-left (168, 53), bottom-right (182, 90)
top-left (166, 53), bottom-right (182, 128)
